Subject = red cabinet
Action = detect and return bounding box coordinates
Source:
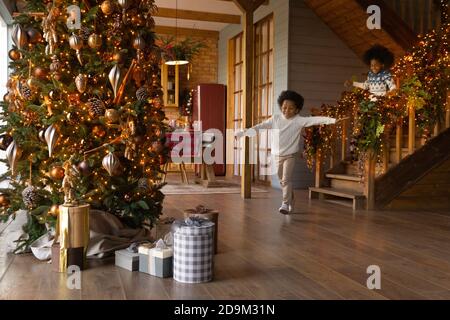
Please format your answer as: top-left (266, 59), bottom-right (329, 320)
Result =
top-left (193, 84), bottom-right (227, 176)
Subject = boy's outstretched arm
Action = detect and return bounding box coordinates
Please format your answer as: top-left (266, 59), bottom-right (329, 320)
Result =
top-left (235, 117), bottom-right (273, 138)
top-left (302, 116), bottom-right (336, 127)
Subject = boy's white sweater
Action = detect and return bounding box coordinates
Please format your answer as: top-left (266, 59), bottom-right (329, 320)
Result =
top-left (241, 114), bottom-right (336, 156)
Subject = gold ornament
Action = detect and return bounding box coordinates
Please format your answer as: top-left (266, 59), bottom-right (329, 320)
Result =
top-left (131, 13), bottom-right (145, 26)
top-left (88, 33), bottom-right (102, 49)
top-left (108, 65), bottom-right (121, 98)
top-left (69, 33), bottom-right (83, 65)
top-left (44, 124), bottom-right (59, 157)
top-left (33, 67), bottom-right (48, 79)
top-left (100, 0), bottom-right (114, 15)
top-left (77, 160), bottom-right (91, 176)
top-left (102, 152), bottom-right (120, 176)
top-left (8, 49), bottom-right (21, 60)
top-left (105, 109), bottom-right (120, 124)
top-left (48, 89), bottom-right (61, 101)
top-left (49, 204), bottom-right (60, 217)
top-left (6, 140), bottom-right (22, 176)
top-left (49, 55), bottom-right (62, 73)
top-left (112, 51), bottom-right (125, 63)
top-left (12, 24), bottom-right (28, 50)
top-left (50, 166), bottom-right (65, 180)
top-left (26, 77), bottom-right (39, 89)
top-left (75, 74), bottom-right (87, 93)
top-left (0, 194), bottom-right (10, 207)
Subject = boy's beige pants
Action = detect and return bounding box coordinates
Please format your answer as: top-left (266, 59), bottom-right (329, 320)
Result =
top-left (274, 152), bottom-right (297, 205)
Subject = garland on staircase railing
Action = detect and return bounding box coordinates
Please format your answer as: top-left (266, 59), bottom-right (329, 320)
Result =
top-left (304, 0), bottom-right (450, 170)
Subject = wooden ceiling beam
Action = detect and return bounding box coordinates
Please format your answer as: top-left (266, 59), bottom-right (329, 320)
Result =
top-left (155, 7), bottom-right (240, 24)
top-left (232, 0), bottom-right (268, 13)
top-left (153, 25), bottom-right (219, 39)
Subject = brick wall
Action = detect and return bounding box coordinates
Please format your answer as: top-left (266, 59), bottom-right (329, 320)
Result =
top-left (156, 33), bottom-right (218, 123)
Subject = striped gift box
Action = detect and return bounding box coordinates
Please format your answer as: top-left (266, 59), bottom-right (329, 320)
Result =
top-left (173, 219), bottom-right (215, 283)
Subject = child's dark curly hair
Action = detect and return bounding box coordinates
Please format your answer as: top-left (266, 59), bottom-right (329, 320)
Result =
top-left (363, 45), bottom-right (394, 69)
top-left (277, 90), bottom-right (304, 111)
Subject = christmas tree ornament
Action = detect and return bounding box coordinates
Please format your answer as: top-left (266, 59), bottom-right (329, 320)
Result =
top-left (138, 177), bottom-right (150, 191)
top-left (26, 28), bottom-right (42, 44)
top-left (38, 129), bottom-right (46, 142)
top-left (12, 24), bottom-right (28, 50)
top-left (26, 76), bottom-right (39, 90)
top-left (88, 33), bottom-right (102, 49)
top-left (102, 152), bottom-right (120, 176)
top-left (8, 48), bottom-right (20, 61)
top-left (66, 112), bottom-right (80, 125)
top-left (49, 204), bottom-right (60, 217)
top-left (105, 109), bottom-right (120, 124)
top-left (48, 89), bottom-right (61, 101)
top-left (69, 33), bottom-right (83, 65)
top-left (112, 51), bottom-right (125, 64)
top-left (78, 26), bottom-right (91, 42)
top-left (78, 160), bottom-right (91, 176)
top-left (75, 74), bottom-right (87, 93)
top-left (136, 85), bottom-right (150, 102)
top-left (108, 65), bottom-right (121, 98)
top-left (101, 0), bottom-right (114, 15)
top-left (0, 193), bottom-right (10, 207)
top-left (0, 134), bottom-right (13, 151)
top-left (131, 13), bottom-right (145, 27)
top-left (92, 125), bottom-right (106, 138)
top-left (49, 55), bottom-right (62, 73)
top-left (45, 124), bottom-right (59, 157)
top-left (87, 97), bottom-right (106, 117)
top-left (118, 0), bottom-right (131, 20)
top-left (33, 67), bottom-right (48, 80)
top-left (22, 184), bottom-right (40, 208)
top-left (133, 35), bottom-right (146, 50)
top-left (19, 83), bottom-right (33, 101)
top-left (50, 166), bottom-right (65, 180)
top-left (3, 92), bottom-right (10, 103)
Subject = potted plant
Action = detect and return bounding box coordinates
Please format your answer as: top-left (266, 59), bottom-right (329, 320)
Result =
top-left (157, 36), bottom-right (205, 63)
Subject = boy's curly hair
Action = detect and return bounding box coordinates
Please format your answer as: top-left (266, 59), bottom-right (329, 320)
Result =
top-left (277, 90), bottom-right (304, 111)
top-left (363, 45), bottom-right (394, 69)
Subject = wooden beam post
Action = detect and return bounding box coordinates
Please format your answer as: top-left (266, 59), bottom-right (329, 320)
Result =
top-left (408, 102), bottom-right (415, 155)
top-left (364, 151), bottom-right (376, 210)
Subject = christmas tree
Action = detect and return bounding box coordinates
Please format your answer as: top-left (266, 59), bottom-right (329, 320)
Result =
top-left (0, 0), bottom-right (168, 250)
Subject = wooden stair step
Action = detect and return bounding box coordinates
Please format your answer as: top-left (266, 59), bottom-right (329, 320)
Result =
top-left (325, 173), bottom-right (362, 182)
top-left (309, 187), bottom-right (366, 210)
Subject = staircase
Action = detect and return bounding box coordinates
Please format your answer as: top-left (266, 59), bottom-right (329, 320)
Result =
top-left (309, 96), bottom-right (450, 210)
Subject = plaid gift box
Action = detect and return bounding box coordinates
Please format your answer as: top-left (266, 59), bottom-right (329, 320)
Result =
top-left (173, 217), bottom-right (215, 283)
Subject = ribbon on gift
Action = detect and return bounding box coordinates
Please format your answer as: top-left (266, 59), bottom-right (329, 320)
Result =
top-left (184, 205), bottom-right (218, 215)
top-left (172, 217), bottom-right (215, 236)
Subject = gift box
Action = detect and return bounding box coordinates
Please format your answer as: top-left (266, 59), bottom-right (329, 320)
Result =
top-left (151, 217), bottom-right (176, 240)
top-left (52, 244), bottom-right (85, 272)
top-left (148, 244), bottom-right (173, 278)
top-left (183, 205), bottom-right (219, 254)
top-left (173, 217), bottom-right (215, 283)
top-left (138, 243), bottom-right (154, 274)
top-left (115, 249), bottom-right (139, 271)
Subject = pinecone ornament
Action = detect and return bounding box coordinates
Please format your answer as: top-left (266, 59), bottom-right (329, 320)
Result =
top-left (87, 97), bottom-right (106, 118)
top-left (136, 86), bottom-right (149, 102)
top-left (22, 185), bottom-right (40, 209)
top-left (78, 26), bottom-right (91, 42)
top-left (20, 83), bottom-right (33, 100)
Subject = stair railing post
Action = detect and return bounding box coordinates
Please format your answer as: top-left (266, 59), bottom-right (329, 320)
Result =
top-left (446, 90), bottom-right (450, 129)
top-left (341, 118), bottom-right (347, 161)
top-left (395, 117), bottom-right (403, 163)
top-left (408, 101), bottom-right (416, 155)
top-left (364, 150), bottom-right (376, 210)
top-left (315, 149), bottom-right (322, 188)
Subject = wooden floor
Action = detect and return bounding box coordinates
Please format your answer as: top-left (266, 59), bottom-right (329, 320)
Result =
top-left (1, 178), bottom-right (450, 299)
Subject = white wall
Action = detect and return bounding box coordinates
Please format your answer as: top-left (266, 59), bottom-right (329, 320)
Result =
top-left (0, 15), bottom-right (10, 178)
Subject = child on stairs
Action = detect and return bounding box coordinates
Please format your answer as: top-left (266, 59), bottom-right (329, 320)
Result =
top-left (345, 44), bottom-right (397, 99)
top-left (235, 90), bottom-right (347, 215)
